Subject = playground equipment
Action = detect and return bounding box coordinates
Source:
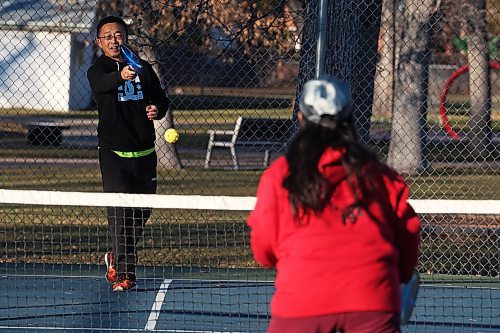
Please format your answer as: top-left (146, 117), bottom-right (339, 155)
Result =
top-left (439, 60), bottom-right (500, 138)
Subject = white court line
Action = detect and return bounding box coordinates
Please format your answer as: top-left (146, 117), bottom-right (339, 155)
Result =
top-left (145, 278), bottom-right (173, 331)
top-left (420, 283), bottom-right (500, 290)
top-left (0, 327), bottom-right (244, 333)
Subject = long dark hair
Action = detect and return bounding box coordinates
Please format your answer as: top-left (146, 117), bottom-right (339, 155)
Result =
top-left (283, 115), bottom-right (378, 223)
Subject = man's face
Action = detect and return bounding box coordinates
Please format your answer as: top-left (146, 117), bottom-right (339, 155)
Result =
top-left (97, 22), bottom-right (127, 61)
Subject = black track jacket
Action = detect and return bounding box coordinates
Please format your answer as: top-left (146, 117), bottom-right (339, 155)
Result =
top-left (87, 55), bottom-right (169, 151)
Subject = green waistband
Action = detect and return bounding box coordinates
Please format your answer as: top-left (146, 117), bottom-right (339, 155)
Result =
top-left (112, 147), bottom-right (155, 158)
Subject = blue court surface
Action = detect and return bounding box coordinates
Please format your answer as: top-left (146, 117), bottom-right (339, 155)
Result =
top-left (0, 267), bottom-right (498, 333)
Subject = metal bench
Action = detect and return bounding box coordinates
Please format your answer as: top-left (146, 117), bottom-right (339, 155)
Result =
top-left (25, 121), bottom-right (70, 147)
top-left (204, 116), bottom-right (295, 170)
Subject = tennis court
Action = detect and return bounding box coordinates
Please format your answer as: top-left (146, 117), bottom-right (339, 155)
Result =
top-left (0, 265), bottom-right (273, 332)
top-left (0, 190), bottom-right (498, 333)
top-left (0, 264), bottom-right (499, 333)
top-left (1, 0), bottom-right (499, 332)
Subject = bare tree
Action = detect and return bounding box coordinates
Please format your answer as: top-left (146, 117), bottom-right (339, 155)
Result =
top-left (126, 1), bottom-right (183, 169)
top-left (372, 0), bottom-right (396, 119)
top-left (388, 0), bottom-right (440, 174)
top-left (437, 0), bottom-right (493, 159)
top-left (463, 0), bottom-right (492, 159)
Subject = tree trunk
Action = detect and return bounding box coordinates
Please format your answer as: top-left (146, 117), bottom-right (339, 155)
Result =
top-left (372, 0), bottom-right (395, 119)
top-left (142, 46), bottom-right (182, 170)
top-left (388, 0), bottom-right (437, 174)
top-left (142, 45), bottom-right (183, 170)
top-left (154, 112), bottom-right (182, 169)
top-left (464, 0), bottom-right (492, 159)
top-left (127, 1), bottom-right (183, 170)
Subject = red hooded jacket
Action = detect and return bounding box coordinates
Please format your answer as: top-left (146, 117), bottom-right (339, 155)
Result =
top-left (247, 148), bottom-right (420, 318)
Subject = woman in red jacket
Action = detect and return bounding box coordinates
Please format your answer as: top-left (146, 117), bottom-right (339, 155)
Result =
top-left (247, 77), bottom-right (420, 333)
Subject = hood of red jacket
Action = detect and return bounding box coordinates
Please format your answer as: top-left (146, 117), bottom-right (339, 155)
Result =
top-left (317, 147), bottom-right (349, 186)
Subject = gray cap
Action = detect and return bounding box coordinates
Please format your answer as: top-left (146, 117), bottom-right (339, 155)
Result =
top-left (298, 77), bottom-right (353, 124)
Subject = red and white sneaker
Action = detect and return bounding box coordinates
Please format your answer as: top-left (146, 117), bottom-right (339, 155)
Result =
top-left (112, 278), bottom-right (137, 292)
top-left (104, 252), bottom-right (118, 284)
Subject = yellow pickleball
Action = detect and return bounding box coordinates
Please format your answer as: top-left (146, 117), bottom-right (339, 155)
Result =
top-left (164, 128), bottom-right (179, 143)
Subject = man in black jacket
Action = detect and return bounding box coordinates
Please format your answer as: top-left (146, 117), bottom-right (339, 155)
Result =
top-left (87, 16), bottom-right (169, 292)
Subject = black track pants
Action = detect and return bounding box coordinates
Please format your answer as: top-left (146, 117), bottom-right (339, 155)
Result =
top-left (99, 148), bottom-right (157, 277)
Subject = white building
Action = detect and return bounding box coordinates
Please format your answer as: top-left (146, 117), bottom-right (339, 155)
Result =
top-left (0, 0), bottom-right (96, 112)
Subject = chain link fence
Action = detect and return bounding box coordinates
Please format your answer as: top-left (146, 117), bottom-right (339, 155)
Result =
top-left (0, 0), bottom-right (498, 275)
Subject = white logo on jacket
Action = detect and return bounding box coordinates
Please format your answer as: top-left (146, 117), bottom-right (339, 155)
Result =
top-left (117, 76), bottom-right (144, 101)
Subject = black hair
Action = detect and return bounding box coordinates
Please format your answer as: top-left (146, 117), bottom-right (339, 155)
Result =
top-left (282, 115), bottom-right (378, 224)
top-left (96, 16), bottom-right (128, 36)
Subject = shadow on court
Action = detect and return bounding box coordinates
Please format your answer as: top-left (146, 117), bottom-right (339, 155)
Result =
top-left (0, 265), bottom-right (498, 333)
top-left (0, 269), bottom-right (273, 333)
